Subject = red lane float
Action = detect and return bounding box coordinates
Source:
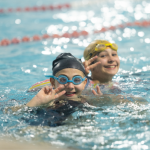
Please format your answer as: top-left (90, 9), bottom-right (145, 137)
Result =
top-left (1, 39), bottom-right (10, 46)
top-left (11, 38), bottom-right (20, 44)
top-left (22, 36), bottom-right (30, 42)
top-left (1, 20), bottom-right (150, 46)
top-left (42, 34), bottom-right (50, 39)
top-left (0, 3), bottom-right (71, 14)
top-left (62, 33), bottom-right (71, 38)
top-left (32, 35), bottom-right (41, 41)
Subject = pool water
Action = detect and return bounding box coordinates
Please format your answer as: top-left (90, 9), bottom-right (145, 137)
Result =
top-left (1, 0), bottom-right (150, 149)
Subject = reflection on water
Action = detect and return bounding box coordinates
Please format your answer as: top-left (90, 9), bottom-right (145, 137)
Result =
top-left (1, 87), bottom-right (150, 149)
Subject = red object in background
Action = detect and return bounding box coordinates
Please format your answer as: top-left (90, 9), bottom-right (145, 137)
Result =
top-left (0, 3), bottom-right (71, 14)
top-left (42, 34), bottom-right (50, 39)
top-left (33, 35), bottom-right (41, 41)
top-left (126, 22), bottom-right (133, 26)
top-left (80, 30), bottom-right (88, 36)
top-left (52, 34), bottom-right (60, 38)
top-left (100, 27), bottom-right (107, 32)
top-left (141, 20), bottom-right (150, 27)
top-left (22, 36), bottom-right (30, 42)
top-left (7, 8), bottom-right (13, 12)
top-left (24, 7), bottom-right (31, 11)
top-left (0, 39), bottom-right (10, 46)
top-left (55, 5), bottom-right (63, 10)
top-left (48, 5), bottom-right (54, 10)
top-left (16, 7), bottom-right (22, 12)
top-left (40, 6), bottom-right (47, 11)
top-left (0, 9), bottom-right (4, 13)
top-left (62, 33), bottom-right (71, 38)
top-left (117, 24), bottom-right (124, 28)
top-left (71, 31), bottom-right (80, 38)
top-left (133, 21), bottom-right (141, 26)
top-left (63, 4), bottom-right (71, 8)
top-left (32, 7), bottom-right (39, 11)
top-left (11, 38), bottom-right (20, 44)
top-left (1, 19), bottom-right (150, 46)
top-left (109, 26), bottom-right (116, 30)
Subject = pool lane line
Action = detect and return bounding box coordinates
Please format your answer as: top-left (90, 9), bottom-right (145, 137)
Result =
top-left (0, 0), bottom-right (105, 14)
top-left (1, 20), bottom-right (150, 46)
top-left (0, 4), bottom-right (71, 14)
top-left (0, 0), bottom-right (146, 14)
top-left (0, 31), bottom-right (89, 46)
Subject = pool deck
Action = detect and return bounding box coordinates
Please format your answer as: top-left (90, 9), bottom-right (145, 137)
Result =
top-left (0, 138), bottom-right (77, 150)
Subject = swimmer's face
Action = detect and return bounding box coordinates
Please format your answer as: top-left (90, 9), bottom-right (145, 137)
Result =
top-left (50, 68), bottom-right (87, 100)
top-left (91, 47), bottom-right (120, 82)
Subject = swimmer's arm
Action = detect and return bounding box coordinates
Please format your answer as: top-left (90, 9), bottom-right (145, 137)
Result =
top-left (26, 86), bottom-right (66, 107)
top-left (128, 96), bottom-right (149, 105)
top-left (85, 94), bottom-right (130, 107)
top-left (107, 94), bottom-right (148, 105)
top-left (83, 93), bottom-right (148, 107)
top-left (4, 105), bottom-right (25, 114)
top-left (84, 95), bottom-right (113, 107)
top-left (82, 86), bottom-right (113, 106)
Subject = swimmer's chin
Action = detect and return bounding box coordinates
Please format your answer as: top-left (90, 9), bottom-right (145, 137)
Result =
top-left (60, 95), bottom-right (82, 101)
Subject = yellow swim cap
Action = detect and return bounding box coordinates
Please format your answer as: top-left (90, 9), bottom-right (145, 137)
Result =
top-left (83, 40), bottom-right (118, 60)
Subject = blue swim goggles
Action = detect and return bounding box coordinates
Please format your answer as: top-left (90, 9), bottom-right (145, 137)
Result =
top-left (45, 75), bottom-right (86, 85)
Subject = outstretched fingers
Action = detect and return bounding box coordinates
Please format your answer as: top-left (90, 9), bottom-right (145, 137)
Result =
top-left (87, 56), bottom-right (98, 65)
top-left (96, 85), bottom-right (103, 96)
top-left (53, 85), bottom-right (66, 99)
top-left (92, 89), bottom-right (98, 95)
top-left (87, 61), bottom-right (101, 71)
top-left (83, 56), bottom-right (101, 75)
top-left (92, 85), bottom-right (103, 96)
top-left (43, 86), bottom-right (52, 94)
top-left (54, 90), bottom-right (66, 99)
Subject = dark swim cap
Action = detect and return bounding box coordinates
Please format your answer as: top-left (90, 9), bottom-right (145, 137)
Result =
top-left (52, 53), bottom-right (86, 75)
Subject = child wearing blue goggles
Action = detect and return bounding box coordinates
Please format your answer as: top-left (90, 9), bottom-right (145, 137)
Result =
top-left (26, 53), bottom-right (102, 108)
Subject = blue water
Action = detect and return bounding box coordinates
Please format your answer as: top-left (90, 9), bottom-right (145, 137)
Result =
top-left (1, 0), bottom-right (150, 149)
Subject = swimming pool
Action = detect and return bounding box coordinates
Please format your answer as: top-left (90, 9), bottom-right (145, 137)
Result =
top-left (1, 0), bottom-right (150, 149)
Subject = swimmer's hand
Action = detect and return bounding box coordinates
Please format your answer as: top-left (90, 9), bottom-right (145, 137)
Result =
top-left (92, 85), bottom-right (103, 96)
top-left (83, 56), bottom-right (101, 75)
top-left (26, 85), bottom-right (66, 107)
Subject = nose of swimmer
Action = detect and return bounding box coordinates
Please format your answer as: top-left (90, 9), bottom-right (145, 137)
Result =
top-left (108, 55), bottom-right (114, 62)
top-left (66, 82), bottom-right (74, 88)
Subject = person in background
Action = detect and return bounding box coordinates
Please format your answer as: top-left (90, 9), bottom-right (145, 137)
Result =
top-left (82, 39), bottom-right (148, 105)
top-left (82, 39), bottom-right (120, 94)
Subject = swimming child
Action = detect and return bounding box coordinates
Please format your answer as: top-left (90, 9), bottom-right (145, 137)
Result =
top-left (25, 53), bottom-right (106, 126)
top-left (82, 40), bottom-right (148, 104)
top-left (26, 52), bottom-right (102, 108)
top-left (83, 39), bottom-right (119, 83)
top-left (82, 39), bottom-right (121, 94)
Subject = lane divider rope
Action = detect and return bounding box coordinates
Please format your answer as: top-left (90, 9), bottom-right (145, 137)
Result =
top-left (1, 20), bottom-right (150, 46)
top-left (0, 0), bottom-right (108, 14)
top-left (0, 3), bottom-right (71, 14)
top-left (0, 0), bottom-right (144, 14)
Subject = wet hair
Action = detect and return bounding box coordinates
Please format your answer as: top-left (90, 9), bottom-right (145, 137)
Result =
top-left (52, 53), bottom-right (86, 76)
